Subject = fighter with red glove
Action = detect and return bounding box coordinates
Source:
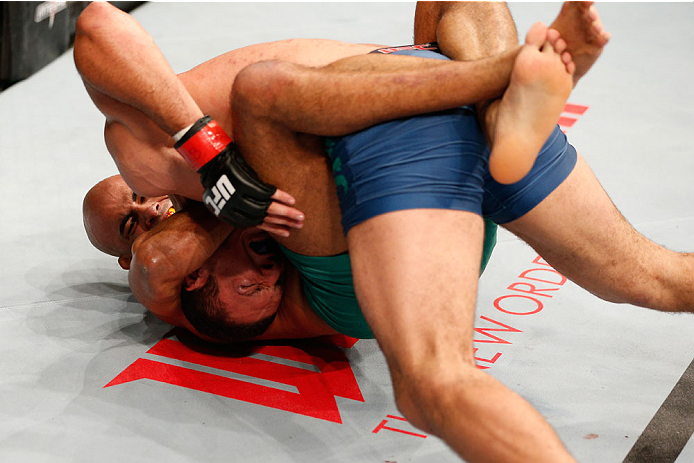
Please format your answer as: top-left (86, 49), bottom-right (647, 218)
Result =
top-left (174, 115), bottom-right (278, 229)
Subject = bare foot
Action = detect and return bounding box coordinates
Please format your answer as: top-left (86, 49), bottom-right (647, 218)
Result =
top-left (488, 22), bottom-right (574, 184)
top-left (550, 1), bottom-right (610, 85)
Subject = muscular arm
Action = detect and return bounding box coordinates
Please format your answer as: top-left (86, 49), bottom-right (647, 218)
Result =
top-left (128, 203), bottom-right (232, 327)
top-left (75, 2), bottom-right (206, 199)
top-left (74, 2), bottom-right (203, 135)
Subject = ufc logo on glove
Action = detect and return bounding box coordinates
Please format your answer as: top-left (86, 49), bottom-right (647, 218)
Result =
top-left (175, 115), bottom-right (277, 228)
top-left (204, 175), bottom-right (236, 216)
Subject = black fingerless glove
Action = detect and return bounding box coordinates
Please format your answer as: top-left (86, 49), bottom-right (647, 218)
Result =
top-left (174, 115), bottom-right (277, 228)
top-left (197, 142), bottom-right (276, 228)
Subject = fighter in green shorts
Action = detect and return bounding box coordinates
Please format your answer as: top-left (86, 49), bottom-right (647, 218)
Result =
top-left (279, 219), bottom-right (497, 339)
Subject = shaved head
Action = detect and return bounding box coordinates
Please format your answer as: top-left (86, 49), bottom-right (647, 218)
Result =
top-left (83, 175), bottom-right (172, 260)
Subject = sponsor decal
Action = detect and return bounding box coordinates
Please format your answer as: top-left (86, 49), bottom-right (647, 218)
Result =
top-left (34, 2), bottom-right (67, 29)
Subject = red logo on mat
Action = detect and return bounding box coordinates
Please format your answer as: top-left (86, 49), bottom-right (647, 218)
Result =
top-left (105, 334), bottom-right (363, 423)
top-left (559, 103), bottom-right (589, 133)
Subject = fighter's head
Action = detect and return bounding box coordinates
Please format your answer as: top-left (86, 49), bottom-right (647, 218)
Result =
top-left (83, 175), bottom-right (173, 269)
top-left (181, 228), bottom-right (284, 342)
top-left (83, 174), bottom-right (283, 342)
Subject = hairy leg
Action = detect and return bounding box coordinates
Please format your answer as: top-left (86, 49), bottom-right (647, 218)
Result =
top-left (230, 46), bottom-right (516, 254)
top-left (481, 1), bottom-right (610, 136)
top-left (230, 100), bottom-right (346, 255)
top-left (413, 2), bottom-right (574, 187)
top-left (231, 45), bottom-right (520, 138)
top-left (414, 1), bottom-right (519, 60)
top-left (436, 1), bottom-right (610, 183)
top-left (229, 40), bottom-right (534, 253)
top-left (346, 210), bottom-right (574, 462)
top-left (414, 1), bottom-right (519, 144)
top-left (504, 153), bottom-right (694, 313)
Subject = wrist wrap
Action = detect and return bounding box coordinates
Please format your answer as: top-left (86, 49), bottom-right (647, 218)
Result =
top-left (174, 116), bottom-right (232, 171)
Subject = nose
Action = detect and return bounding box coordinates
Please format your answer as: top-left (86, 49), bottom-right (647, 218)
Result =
top-left (259, 260), bottom-right (276, 276)
top-left (258, 258), bottom-right (282, 283)
top-left (139, 201), bottom-right (162, 230)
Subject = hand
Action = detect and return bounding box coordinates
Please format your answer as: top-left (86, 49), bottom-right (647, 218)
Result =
top-left (197, 142), bottom-right (278, 228)
top-left (175, 116), bottom-right (294, 229)
top-left (260, 189), bottom-right (305, 238)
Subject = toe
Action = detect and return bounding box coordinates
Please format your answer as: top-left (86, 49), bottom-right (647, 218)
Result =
top-left (547, 28), bottom-right (561, 44)
top-left (525, 22), bottom-right (548, 47)
top-left (566, 61), bottom-right (576, 76)
top-left (554, 38), bottom-right (568, 54)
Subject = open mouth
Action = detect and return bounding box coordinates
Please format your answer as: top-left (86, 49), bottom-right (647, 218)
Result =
top-left (249, 237), bottom-right (281, 256)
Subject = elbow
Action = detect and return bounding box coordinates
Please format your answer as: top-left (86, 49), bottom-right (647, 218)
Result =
top-left (74, 2), bottom-right (113, 75)
top-left (75, 3), bottom-right (144, 77)
top-left (130, 233), bottom-right (165, 287)
top-left (75, 2), bottom-right (122, 39)
top-left (131, 232), bottom-right (162, 274)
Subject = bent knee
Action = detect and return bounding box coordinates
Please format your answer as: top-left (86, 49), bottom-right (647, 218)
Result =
top-left (391, 358), bottom-right (480, 434)
top-left (232, 60), bottom-right (298, 119)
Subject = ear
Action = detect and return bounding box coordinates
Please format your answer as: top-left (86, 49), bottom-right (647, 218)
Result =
top-left (118, 255), bottom-right (131, 270)
top-left (183, 268), bottom-right (210, 292)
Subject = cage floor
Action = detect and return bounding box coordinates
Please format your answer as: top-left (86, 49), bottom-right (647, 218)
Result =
top-left (1, 3), bottom-right (693, 462)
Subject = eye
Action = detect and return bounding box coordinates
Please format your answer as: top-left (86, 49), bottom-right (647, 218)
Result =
top-left (132, 192), bottom-right (147, 204)
top-left (127, 217), bottom-right (136, 238)
top-left (240, 284), bottom-right (263, 296)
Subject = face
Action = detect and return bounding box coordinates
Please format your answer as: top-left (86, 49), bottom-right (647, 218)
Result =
top-left (83, 175), bottom-right (172, 263)
top-left (202, 228), bottom-right (285, 325)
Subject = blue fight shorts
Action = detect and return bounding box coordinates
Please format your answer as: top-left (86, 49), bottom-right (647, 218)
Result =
top-left (327, 47), bottom-right (577, 233)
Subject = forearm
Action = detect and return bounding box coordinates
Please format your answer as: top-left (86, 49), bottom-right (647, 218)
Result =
top-left (232, 47), bottom-right (520, 137)
top-left (74, 2), bottom-right (202, 135)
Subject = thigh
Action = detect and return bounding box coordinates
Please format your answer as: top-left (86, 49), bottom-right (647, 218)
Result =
top-left (328, 102), bottom-right (500, 272)
top-left (482, 125), bottom-right (577, 224)
top-left (329, 107), bottom-right (488, 233)
top-left (233, 106), bottom-right (346, 256)
top-left (503, 152), bottom-right (677, 305)
top-left (414, 2), bottom-right (518, 60)
top-left (347, 209), bottom-right (484, 361)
